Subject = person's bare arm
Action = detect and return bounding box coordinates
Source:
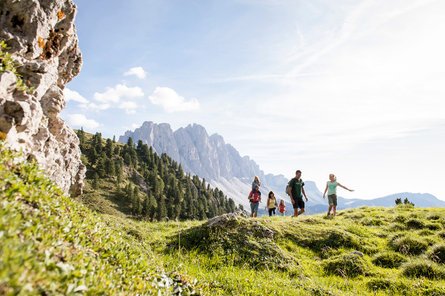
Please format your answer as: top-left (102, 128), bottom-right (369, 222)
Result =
top-left (323, 183), bottom-right (328, 198)
top-left (338, 183), bottom-right (354, 192)
top-left (302, 187), bottom-right (308, 202)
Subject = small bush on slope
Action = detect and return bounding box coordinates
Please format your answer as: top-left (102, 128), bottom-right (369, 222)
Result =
top-left (372, 251), bottom-right (407, 268)
top-left (0, 143), bottom-right (199, 295)
top-left (322, 253), bottom-right (371, 277)
top-left (389, 235), bottom-right (429, 255)
top-left (429, 244), bottom-right (445, 264)
top-left (401, 260), bottom-right (445, 279)
top-left (168, 213), bottom-right (297, 271)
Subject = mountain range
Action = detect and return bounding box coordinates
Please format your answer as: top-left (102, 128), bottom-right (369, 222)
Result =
top-left (119, 121), bottom-right (445, 213)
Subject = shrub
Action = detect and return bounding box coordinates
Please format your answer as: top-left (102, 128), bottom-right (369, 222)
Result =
top-left (389, 236), bottom-right (428, 255)
top-left (427, 214), bottom-right (442, 221)
top-left (393, 215), bottom-right (407, 223)
top-left (387, 223), bottom-right (406, 232)
top-left (439, 231), bottom-right (445, 239)
top-left (322, 254), bottom-right (370, 277)
top-left (426, 223), bottom-right (442, 231)
top-left (367, 278), bottom-right (393, 290)
top-left (401, 260), bottom-right (445, 279)
top-left (406, 218), bottom-right (425, 229)
top-left (360, 217), bottom-right (384, 226)
top-left (372, 251), bottom-right (407, 268)
top-left (419, 229), bottom-right (435, 236)
top-left (429, 244), bottom-right (445, 264)
top-left (309, 229), bottom-right (361, 252)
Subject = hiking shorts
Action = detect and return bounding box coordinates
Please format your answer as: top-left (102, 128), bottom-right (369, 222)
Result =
top-left (292, 197), bottom-right (305, 209)
top-left (328, 194), bottom-right (337, 206)
top-left (250, 202), bottom-right (259, 213)
top-left (268, 207), bottom-right (276, 216)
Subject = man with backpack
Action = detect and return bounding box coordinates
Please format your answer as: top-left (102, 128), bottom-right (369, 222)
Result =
top-left (288, 170), bottom-right (308, 217)
top-left (248, 185), bottom-right (261, 217)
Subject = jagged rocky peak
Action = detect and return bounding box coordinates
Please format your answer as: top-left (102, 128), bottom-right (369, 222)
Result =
top-left (0, 0), bottom-right (85, 196)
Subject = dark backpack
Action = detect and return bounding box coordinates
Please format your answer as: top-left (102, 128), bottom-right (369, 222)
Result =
top-left (285, 179), bottom-right (293, 196)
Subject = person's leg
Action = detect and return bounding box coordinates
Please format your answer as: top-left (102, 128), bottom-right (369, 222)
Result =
top-left (327, 204), bottom-right (333, 215)
top-left (268, 209), bottom-right (272, 217)
top-left (293, 208), bottom-right (299, 217)
top-left (332, 195), bottom-right (338, 217)
top-left (254, 210), bottom-right (258, 217)
top-left (296, 199), bottom-right (305, 216)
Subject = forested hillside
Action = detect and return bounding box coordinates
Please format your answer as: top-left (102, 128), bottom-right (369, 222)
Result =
top-left (76, 129), bottom-right (239, 221)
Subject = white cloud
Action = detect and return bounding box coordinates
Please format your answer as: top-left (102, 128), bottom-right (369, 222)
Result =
top-left (80, 102), bottom-right (111, 111)
top-left (94, 84), bottom-right (144, 103)
top-left (64, 88), bottom-right (89, 104)
top-left (66, 114), bottom-right (100, 130)
top-left (124, 67), bottom-right (147, 79)
top-left (119, 101), bottom-right (138, 114)
top-left (148, 87), bottom-right (200, 113)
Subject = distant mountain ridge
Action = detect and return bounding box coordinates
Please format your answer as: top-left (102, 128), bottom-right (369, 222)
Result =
top-left (120, 121), bottom-right (444, 212)
top-left (119, 121), bottom-right (287, 208)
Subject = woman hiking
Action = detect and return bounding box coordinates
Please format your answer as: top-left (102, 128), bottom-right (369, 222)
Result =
top-left (267, 191), bottom-right (277, 217)
top-left (248, 185), bottom-right (261, 217)
top-left (323, 174), bottom-right (354, 217)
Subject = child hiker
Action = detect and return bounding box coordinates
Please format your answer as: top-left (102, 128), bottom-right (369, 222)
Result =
top-left (278, 200), bottom-right (286, 216)
top-left (323, 174), bottom-right (354, 217)
top-left (252, 176), bottom-right (261, 192)
top-left (267, 191), bottom-right (277, 217)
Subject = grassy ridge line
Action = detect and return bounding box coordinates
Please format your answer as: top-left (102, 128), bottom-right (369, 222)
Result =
top-left (141, 206), bottom-right (445, 295)
top-left (0, 143), bottom-right (199, 295)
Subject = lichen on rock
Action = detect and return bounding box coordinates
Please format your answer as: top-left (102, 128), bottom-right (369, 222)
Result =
top-left (0, 0), bottom-right (85, 196)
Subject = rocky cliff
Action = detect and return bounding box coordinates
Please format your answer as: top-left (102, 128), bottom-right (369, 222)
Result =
top-left (0, 0), bottom-right (85, 196)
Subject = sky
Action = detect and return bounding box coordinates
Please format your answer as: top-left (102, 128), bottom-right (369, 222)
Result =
top-left (61, 0), bottom-right (445, 201)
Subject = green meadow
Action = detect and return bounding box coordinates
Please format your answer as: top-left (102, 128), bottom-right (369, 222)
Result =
top-left (1, 142), bottom-right (445, 295)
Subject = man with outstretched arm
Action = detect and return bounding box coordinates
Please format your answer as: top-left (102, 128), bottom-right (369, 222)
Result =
top-left (289, 170), bottom-right (308, 217)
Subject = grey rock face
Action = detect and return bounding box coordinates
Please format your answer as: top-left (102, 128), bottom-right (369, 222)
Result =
top-left (0, 0), bottom-right (85, 196)
top-left (120, 121), bottom-right (273, 182)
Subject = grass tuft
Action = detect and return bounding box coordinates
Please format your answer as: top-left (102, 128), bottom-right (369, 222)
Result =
top-left (372, 251), bottom-right (407, 268)
top-left (401, 260), bottom-right (445, 279)
top-left (322, 253), bottom-right (370, 277)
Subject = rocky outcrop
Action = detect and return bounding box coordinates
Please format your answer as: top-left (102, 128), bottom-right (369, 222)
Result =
top-left (0, 0), bottom-right (85, 196)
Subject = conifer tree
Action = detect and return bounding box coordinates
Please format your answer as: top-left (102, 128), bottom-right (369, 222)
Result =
top-left (92, 172), bottom-right (99, 189)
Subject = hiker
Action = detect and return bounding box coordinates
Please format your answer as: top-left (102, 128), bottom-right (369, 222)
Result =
top-left (288, 170), bottom-right (308, 217)
top-left (267, 191), bottom-right (277, 217)
top-left (248, 185), bottom-right (261, 217)
top-left (323, 174), bottom-right (354, 217)
top-left (252, 176), bottom-right (261, 192)
top-left (278, 200), bottom-right (286, 216)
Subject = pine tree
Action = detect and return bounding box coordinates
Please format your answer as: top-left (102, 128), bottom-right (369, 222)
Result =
top-left (92, 172), bottom-right (99, 189)
top-left (127, 137), bottom-right (133, 147)
top-left (96, 157), bottom-right (106, 178)
top-left (105, 138), bottom-right (113, 158)
top-left (77, 128), bottom-right (85, 146)
top-left (157, 198), bottom-right (167, 221)
top-left (105, 158), bottom-right (115, 177)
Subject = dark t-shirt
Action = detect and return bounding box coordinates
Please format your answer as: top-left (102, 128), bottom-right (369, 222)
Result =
top-left (289, 178), bottom-right (304, 199)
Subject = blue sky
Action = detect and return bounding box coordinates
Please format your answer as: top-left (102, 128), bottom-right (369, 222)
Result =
top-left (62, 0), bottom-right (445, 200)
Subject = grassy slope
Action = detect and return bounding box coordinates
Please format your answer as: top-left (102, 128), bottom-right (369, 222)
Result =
top-left (142, 207), bottom-right (445, 295)
top-left (2, 141), bottom-right (445, 295)
top-left (0, 143), bottom-right (199, 295)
